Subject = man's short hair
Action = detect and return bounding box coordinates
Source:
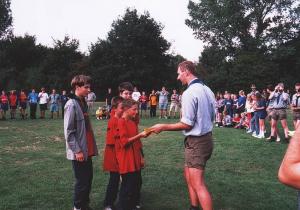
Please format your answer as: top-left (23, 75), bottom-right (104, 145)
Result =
top-left (118, 82), bottom-right (134, 94)
top-left (178, 61), bottom-right (196, 75)
top-left (295, 83), bottom-right (300, 87)
top-left (111, 96), bottom-right (124, 109)
top-left (71, 75), bottom-right (91, 89)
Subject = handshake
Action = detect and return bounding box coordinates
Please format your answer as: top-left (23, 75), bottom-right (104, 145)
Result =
top-left (139, 124), bottom-right (165, 138)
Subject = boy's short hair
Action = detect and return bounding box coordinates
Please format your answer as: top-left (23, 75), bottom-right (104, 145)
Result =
top-left (71, 75), bottom-right (91, 89)
top-left (118, 82), bottom-right (134, 94)
top-left (122, 98), bottom-right (139, 109)
top-left (111, 96), bottom-right (124, 109)
top-left (178, 61), bottom-right (196, 75)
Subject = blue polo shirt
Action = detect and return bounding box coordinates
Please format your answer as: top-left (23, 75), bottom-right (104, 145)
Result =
top-left (181, 79), bottom-right (215, 137)
top-left (28, 92), bottom-right (38, 104)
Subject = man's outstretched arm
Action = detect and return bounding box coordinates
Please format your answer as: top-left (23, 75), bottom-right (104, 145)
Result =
top-left (278, 127), bottom-right (300, 189)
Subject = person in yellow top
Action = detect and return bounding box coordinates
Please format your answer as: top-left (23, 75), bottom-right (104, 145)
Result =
top-left (96, 106), bottom-right (107, 120)
top-left (149, 90), bottom-right (157, 117)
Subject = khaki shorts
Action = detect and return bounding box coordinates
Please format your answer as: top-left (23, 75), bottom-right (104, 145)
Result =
top-left (266, 109), bottom-right (273, 121)
top-left (184, 133), bottom-right (213, 170)
top-left (293, 111), bottom-right (300, 121)
top-left (271, 109), bottom-right (287, 121)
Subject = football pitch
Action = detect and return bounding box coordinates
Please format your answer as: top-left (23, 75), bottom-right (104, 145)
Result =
top-left (0, 108), bottom-right (297, 210)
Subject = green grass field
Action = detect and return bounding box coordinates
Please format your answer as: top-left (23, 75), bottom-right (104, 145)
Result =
top-left (0, 106), bottom-right (297, 210)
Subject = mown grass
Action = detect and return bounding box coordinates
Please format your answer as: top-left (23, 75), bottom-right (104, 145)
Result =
top-left (0, 108), bottom-right (297, 210)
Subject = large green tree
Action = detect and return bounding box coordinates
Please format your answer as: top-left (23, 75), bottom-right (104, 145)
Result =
top-left (0, 0), bottom-right (12, 39)
top-left (89, 8), bottom-right (173, 95)
top-left (187, 0), bottom-right (300, 91)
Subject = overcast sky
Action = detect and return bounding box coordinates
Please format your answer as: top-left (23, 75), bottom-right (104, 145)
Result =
top-left (11, 0), bottom-right (205, 61)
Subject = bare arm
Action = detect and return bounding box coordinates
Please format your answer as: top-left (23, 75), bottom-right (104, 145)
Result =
top-left (278, 127), bottom-right (300, 189)
top-left (150, 122), bottom-right (192, 134)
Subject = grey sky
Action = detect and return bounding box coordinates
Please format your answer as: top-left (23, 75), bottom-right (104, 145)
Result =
top-left (11, 0), bottom-right (204, 61)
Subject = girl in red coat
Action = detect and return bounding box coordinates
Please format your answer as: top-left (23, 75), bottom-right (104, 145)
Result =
top-left (115, 99), bottom-right (149, 210)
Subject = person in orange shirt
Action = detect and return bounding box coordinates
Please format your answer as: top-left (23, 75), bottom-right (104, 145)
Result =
top-left (9, 90), bottom-right (18, 119)
top-left (19, 90), bottom-right (27, 119)
top-left (149, 90), bottom-right (157, 118)
top-left (115, 99), bottom-right (149, 210)
top-left (103, 96), bottom-right (124, 210)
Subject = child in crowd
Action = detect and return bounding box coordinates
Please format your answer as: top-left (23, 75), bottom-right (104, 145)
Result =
top-left (222, 110), bottom-right (232, 127)
top-left (254, 92), bottom-right (267, 138)
top-left (1, 90), bottom-right (9, 120)
top-left (215, 93), bottom-right (225, 127)
top-left (96, 106), bottom-right (107, 120)
top-left (232, 113), bottom-right (241, 126)
top-left (115, 99), bottom-right (149, 210)
top-left (139, 91), bottom-right (148, 118)
top-left (103, 96), bottom-right (124, 210)
top-left (9, 90), bottom-right (18, 119)
top-left (19, 89), bottom-right (27, 119)
top-left (234, 112), bottom-right (248, 129)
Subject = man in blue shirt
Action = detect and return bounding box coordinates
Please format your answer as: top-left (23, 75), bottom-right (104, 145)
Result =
top-left (28, 89), bottom-right (38, 119)
top-left (150, 61), bottom-right (215, 210)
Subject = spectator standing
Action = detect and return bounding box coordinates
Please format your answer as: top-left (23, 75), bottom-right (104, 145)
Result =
top-left (0, 90), bottom-right (9, 120)
top-left (254, 92), bottom-right (267, 138)
top-left (38, 88), bottom-right (49, 119)
top-left (19, 90), bottom-right (27, 119)
top-left (169, 89), bottom-right (180, 118)
top-left (291, 83), bottom-right (300, 130)
top-left (28, 89), bottom-right (38, 119)
top-left (60, 90), bottom-right (68, 119)
top-left (149, 90), bottom-right (158, 118)
top-left (139, 91), bottom-right (148, 118)
top-left (132, 87), bottom-right (141, 102)
top-left (156, 87), bottom-right (169, 119)
top-left (9, 90), bottom-right (18, 119)
top-left (269, 83), bottom-right (290, 143)
top-left (86, 90), bottom-right (96, 114)
top-left (105, 88), bottom-right (113, 115)
top-left (236, 90), bottom-right (246, 113)
top-left (49, 89), bottom-right (60, 119)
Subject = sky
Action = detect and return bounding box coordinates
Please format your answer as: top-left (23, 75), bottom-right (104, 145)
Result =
top-left (10, 0), bottom-right (205, 61)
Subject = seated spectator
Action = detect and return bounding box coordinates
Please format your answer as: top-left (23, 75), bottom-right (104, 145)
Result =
top-left (234, 112), bottom-right (248, 129)
top-left (96, 106), bottom-right (107, 120)
top-left (222, 110), bottom-right (232, 127)
top-left (232, 113), bottom-right (241, 125)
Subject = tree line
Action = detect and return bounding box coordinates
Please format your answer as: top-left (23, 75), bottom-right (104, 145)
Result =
top-left (0, 0), bottom-right (299, 99)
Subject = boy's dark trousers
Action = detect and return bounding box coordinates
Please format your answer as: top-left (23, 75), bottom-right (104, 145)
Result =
top-left (117, 171), bottom-right (139, 210)
top-left (103, 172), bottom-right (120, 207)
top-left (29, 103), bottom-right (37, 119)
top-left (72, 157), bottom-right (93, 209)
top-left (150, 105), bottom-right (156, 117)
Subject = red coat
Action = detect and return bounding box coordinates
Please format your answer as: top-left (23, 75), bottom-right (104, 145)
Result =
top-left (115, 118), bottom-right (143, 174)
top-left (103, 116), bottom-right (119, 172)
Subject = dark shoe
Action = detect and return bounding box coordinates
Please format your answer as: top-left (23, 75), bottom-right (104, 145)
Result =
top-left (266, 136), bottom-right (275, 142)
top-left (283, 137), bottom-right (290, 144)
top-left (189, 206), bottom-right (200, 210)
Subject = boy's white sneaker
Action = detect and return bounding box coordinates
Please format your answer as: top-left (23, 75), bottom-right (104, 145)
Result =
top-left (246, 129), bottom-right (253, 133)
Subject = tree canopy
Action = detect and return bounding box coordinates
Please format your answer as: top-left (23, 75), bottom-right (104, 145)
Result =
top-left (0, 0), bottom-right (12, 39)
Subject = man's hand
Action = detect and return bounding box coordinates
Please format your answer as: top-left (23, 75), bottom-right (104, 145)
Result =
top-left (150, 124), bottom-right (165, 134)
top-left (75, 152), bottom-right (84, 162)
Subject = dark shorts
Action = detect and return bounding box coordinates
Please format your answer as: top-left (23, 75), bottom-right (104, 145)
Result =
top-left (293, 111), bottom-right (300, 121)
top-left (271, 109), bottom-right (287, 121)
top-left (217, 107), bottom-right (224, 113)
top-left (10, 105), bottom-right (17, 110)
top-left (141, 103), bottom-right (147, 110)
top-left (1, 103), bottom-right (8, 111)
top-left (20, 102), bottom-right (27, 109)
top-left (257, 111), bottom-right (267, 120)
top-left (184, 133), bottom-right (213, 170)
top-left (40, 103), bottom-right (47, 111)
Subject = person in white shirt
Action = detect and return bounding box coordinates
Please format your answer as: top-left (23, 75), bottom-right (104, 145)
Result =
top-left (132, 87), bottom-right (141, 102)
top-left (38, 87), bottom-right (49, 119)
